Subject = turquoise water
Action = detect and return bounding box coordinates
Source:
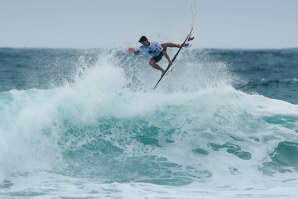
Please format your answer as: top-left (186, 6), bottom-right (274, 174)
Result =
top-left (0, 48), bottom-right (298, 198)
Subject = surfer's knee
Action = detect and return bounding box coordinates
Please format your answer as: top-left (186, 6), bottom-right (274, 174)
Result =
top-left (149, 59), bottom-right (156, 66)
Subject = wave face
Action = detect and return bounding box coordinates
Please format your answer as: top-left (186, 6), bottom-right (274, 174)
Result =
top-left (0, 48), bottom-right (298, 198)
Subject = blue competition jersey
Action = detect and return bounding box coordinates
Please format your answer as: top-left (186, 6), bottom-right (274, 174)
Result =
top-left (139, 42), bottom-right (164, 58)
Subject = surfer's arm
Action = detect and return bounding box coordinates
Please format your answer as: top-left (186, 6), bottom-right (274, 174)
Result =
top-left (162, 51), bottom-right (173, 66)
top-left (128, 48), bottom-right (140, 55)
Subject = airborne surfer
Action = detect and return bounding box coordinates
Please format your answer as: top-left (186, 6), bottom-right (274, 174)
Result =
top-left (128, 36), bottom-right (192, 75)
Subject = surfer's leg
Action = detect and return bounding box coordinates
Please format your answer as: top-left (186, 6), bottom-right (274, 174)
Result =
top-left (162, 43), bottom-right (190, 48)
top-left (149, 59), bottom-right (165, 75)
top-left (162, 43), bottom-right (180, 48)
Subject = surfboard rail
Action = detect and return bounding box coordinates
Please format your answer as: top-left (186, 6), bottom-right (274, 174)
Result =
top-left (153, 27), bottom-right (193, 89)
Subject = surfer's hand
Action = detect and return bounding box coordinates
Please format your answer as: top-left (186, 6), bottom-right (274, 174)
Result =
top-left (128, 48), bottom-right (135, 53)
top-left (168, 60), bottom-right (173, 66)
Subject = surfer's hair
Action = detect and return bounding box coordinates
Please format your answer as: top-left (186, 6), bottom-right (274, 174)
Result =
top-left (139, 36), bottom-right (147, 43)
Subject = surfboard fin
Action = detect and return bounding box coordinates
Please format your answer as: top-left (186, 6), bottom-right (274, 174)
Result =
top-left (188, 36), bottom-right (194, 41)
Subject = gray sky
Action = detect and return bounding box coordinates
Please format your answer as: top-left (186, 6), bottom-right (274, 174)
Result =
top-left (1, 0), bottom-right (298, 49)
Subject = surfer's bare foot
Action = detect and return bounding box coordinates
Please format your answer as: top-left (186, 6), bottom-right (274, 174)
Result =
top-left (161, 69), bottom-right (165, 76)
top-left (182, 43), bottom-right (190, 47)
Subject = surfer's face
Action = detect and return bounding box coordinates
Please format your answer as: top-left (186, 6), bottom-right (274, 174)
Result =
top-left (141, 40), bottom-right (149, 46)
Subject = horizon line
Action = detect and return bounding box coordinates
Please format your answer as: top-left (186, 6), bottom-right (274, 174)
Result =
top-left (1, 46), bottom-right (298, 51)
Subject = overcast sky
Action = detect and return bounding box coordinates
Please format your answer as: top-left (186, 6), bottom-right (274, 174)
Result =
top-left (1, 0), bottom-right (298, 49)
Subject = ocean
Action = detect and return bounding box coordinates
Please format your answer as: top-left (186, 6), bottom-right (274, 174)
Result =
top-left (0, 47), bottom-right (298, 198)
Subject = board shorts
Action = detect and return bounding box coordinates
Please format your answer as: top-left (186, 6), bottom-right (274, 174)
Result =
top-left (152, 47), bottom-right (167, 63)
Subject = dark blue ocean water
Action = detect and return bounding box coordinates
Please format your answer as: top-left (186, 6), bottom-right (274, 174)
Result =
top-left (0, 48), bottom-right (298, 198)
top-left (1, 48), bottom-right (297, 104)
top-left (206, 49), bottom-right (298, 104)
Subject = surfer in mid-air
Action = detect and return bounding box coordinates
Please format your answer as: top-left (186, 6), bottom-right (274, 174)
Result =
top-left (128, 36), bottom-right (190, 75)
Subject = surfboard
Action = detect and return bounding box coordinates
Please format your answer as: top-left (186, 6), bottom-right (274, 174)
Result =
top-left (153, 27), bottom-right (193, 89)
